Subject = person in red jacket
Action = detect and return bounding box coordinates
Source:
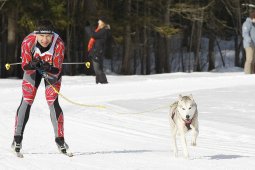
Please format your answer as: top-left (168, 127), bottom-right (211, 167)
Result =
top-left (12, 20), bottom-right (69, 155)
top-left (87, 16), bottom-right (111, 84)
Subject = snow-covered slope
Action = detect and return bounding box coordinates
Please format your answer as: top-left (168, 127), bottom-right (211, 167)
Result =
top-left (0, 72), bottom-right (255, 170)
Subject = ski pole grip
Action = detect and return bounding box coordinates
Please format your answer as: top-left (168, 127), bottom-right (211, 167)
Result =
top-left (5, 63), bottom-right (11, 70)
top-left (85, 62), bottom-right (90, 68)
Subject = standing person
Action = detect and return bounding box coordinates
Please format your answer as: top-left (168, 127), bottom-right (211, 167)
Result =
top-left (242, 11), bottom-right (255, 74)
top-left (12, 20), bottom-right (70, 156)
top-left (87, 16), bottom-right (111, 84)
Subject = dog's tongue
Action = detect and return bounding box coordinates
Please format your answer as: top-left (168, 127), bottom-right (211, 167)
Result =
top-left (185, 119), bottom-right (192, 124)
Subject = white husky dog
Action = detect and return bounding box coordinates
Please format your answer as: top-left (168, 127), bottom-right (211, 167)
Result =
top-left (169, 94), bottom-right (199, 158)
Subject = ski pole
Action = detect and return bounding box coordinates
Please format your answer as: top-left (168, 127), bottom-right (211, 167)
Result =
top-left (5, 62), bottom-right (91, 70)
top-left (5, 63), bottom-right (21, 70)
top-left (63, 62), bottom-right (90, 68)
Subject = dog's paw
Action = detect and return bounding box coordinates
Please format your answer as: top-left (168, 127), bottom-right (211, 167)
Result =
top-left (191, 142), bottom-right (196, 146)
top-left (191, 139), bottom-right (197, 146)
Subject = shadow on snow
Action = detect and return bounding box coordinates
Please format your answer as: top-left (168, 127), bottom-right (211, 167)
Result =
top-left (204, 154), bottom-right (250, 160)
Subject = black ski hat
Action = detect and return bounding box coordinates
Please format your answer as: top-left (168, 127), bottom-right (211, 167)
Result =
top-left (34, 19), bottom-right (54, 34)
top-left (98, 16), bottom-right (109, 24)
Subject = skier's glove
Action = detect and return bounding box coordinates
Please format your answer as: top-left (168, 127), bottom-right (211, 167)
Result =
top-left (29, 58), bottom-right (42, 69)
top-left (38, 61), bottom-right (52, 72)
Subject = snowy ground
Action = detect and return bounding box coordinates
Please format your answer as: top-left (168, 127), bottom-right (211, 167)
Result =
top-left (1, 70), bottom-right (255, 170)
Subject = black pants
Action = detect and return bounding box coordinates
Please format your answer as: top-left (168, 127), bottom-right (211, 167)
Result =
top-left (92, 59), bottom-right (108, 84)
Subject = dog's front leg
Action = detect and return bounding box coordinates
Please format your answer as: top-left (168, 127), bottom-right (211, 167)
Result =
top-left (190, 124), bottom-right (199, 146)
top-left (180, 129), bottom-right (189, 158)
top-left (171, 127), bottom-right (178, 157)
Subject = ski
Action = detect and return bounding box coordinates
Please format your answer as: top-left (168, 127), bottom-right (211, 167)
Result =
top-left (60, 149), bottom-right (73, 157)
top-left (55, 137), bottom-right (72, 157)
top-left (62, 152), bottom-right (73, 157)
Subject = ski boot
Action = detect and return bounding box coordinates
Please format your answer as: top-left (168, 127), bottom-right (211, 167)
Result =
top-left (11, 140), bottom-right (22, 152)
top-left (11, 136), bottom-right (23, 158)
top-left (55, 137), bottom-right (72, 156)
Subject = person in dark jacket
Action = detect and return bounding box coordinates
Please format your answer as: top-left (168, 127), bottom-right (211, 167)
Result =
top-left (87, 16), bottom-right (111, 84)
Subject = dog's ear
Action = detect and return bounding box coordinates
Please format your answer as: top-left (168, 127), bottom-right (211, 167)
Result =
top-left (178, 94), bottom-right (183, 100)
top-left (189, 94), bottom-right (194, 100)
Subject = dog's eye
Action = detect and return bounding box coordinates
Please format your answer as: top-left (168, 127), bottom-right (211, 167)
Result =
top-left (182, 108), bottom-right (185, 110)
top-left (189, 107), bottom-right (192, 110)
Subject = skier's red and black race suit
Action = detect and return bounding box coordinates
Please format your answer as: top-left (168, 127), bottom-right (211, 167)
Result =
top-left (14, 32), bottom-right (65, 140)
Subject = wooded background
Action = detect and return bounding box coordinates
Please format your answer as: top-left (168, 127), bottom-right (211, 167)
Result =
top-left (0, 0), bottom-right (254, 78)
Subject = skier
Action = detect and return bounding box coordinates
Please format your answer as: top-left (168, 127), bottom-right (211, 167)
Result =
top-left (87, 16), bottom-right (111, 84)
top-left (12, 19), bottom-right (70, 156)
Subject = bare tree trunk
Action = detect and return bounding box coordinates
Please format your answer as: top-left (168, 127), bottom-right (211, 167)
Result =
top-left (143, 0), bottom-right (150, 75)
top-left (71, 0), bottom-right (79, 75)
top-left (0, 14), bottom-right (8, 77)
top-left (158, 35), bottom-right (165, 73)
top-left (85, 0), bottom-right (97, 13)
top-left (122, 24), bottom-right (132, 74)
top-left (163, 0), bottom-right (172, 73)
top-left (180, 47), bottom-right (186, 72)
top-left (7, 8), bottom-right (17, 76)
top-left (66, 0), bottom-right (81, 75)
top-left (188, 21), bottom-right (195, 72)
top-left (133, 0), bottom-right (140, 74)
top-left (193, 21), bottom-right (202, 71)
top-left (143, 27), bottom-right (148, 75)
top-left (164, 37), bottom-right (170, 72)
top-left (145, 35), bottom-right (151, 75)
top-left (215, 39), bottom-right (225, 67)
top-left (66, 0), bottom-right (71, 75)
top-left (133, 0), bottom-right (138, 74)
top-left (234, 36), bottom-right (240, 66)
top-left (208, 34), bottom-right (215, 71)
top-left (121, 0), bottom-right (132, 74)
top-left (223, 0), bottom-right (242, 67)
top-left (155, 33), bottom-right (162, 73)
top-left (232, 0), bottom-right (242, 67)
